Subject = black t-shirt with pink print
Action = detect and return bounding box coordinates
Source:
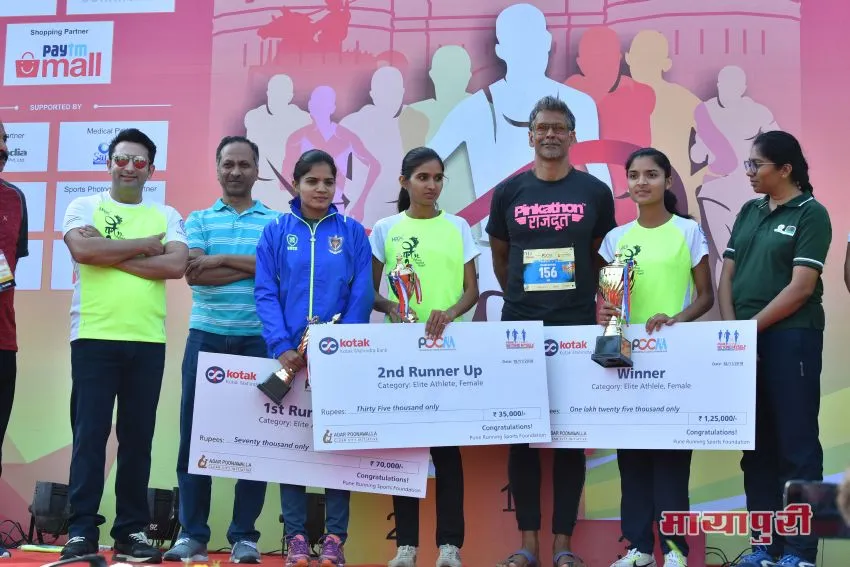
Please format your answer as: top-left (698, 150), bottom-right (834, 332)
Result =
top-left (486, 168), bottom-right (616, 325)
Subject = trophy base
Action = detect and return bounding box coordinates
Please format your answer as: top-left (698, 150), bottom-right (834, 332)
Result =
top-left (257, 374), bottom-right (292, 405)
top-left (591, 335), bottom-right (634, 368)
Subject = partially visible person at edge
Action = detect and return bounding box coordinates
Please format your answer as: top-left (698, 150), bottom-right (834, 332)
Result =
top-left (0, 119), bottom-right (28, 560)
top-left (598, 148), bottom-right (713, 567)
top-left (163, 136), bottom-right (279, 564)
top-left (370, 147), bottom-right (479, 567)
top-left (843, 230), bottom-right (850, 293)
top-left (254, 149), bottom-right (373, 567)
top-left (60, 128), bottom-right (189, 563)
top-left (487, 95), bottom-right (616, 567)
top-left (719, 131), bottom-right (831, 567)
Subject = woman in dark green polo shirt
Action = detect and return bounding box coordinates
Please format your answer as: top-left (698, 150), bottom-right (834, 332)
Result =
top-left (718, 131), bottom-right (832, 567)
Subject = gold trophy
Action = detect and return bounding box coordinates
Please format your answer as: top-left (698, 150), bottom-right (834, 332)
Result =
top-left (591, 252), bottom-right (636, 368)
top-left (257, 313), bottom-right (341, 404)
top-left (387, 254), bottom-right (422, 322)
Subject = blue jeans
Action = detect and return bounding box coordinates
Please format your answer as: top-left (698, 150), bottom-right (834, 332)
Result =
top-left (741, 328), bottom-right (824, 562)
top-left (177, 329), bottom-right (269, 544)
top-left (280, 485), bottom-right (350, 543)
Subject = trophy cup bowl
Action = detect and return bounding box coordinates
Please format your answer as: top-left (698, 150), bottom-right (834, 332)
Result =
top-left (257, 314), bottom-right (340, 404)
top-left (591, 254), bottom-right (635, 368)
top-left (387, 254), bottom-right (421, 323)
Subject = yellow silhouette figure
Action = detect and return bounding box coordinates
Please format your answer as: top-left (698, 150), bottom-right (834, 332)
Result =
top-left (410, 45), bottom-right (475, 218)
top-left (626, 31), bottom-right (705, 222)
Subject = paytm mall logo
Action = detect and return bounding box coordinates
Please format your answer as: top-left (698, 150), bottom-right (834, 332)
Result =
top-left (418, 336), bottom-right (456, 351)
top-left (717, 329), bottom-right (746, 352)
top-left (632, 337), bottom-right (667, 353)
top-left (4, 22), bottom-right (114, 86)
top-left (544, 339), bottom-right (590, 356)
top-left (204, 365), bottom-right (257, 385)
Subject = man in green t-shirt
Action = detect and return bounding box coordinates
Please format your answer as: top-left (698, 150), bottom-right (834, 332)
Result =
top-left (60, 129), bottom-right (188, 563)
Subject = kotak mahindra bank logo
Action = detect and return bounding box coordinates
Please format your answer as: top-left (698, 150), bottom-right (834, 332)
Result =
top-left (544, 338), bottom-right (591, 356)
top-left (318, 337), bottom-right (371, 355)
top-left (4, 22), bottom-right (114, 86)
top-left (205, 365), bottom-right (257, 386)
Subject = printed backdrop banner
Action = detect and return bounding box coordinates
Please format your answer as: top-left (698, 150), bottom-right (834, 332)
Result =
top-left (1, 1), bottom-right (849, 565)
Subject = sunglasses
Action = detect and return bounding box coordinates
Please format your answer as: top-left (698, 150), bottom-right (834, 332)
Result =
top-left (111, 154), bottom-right (150, 169)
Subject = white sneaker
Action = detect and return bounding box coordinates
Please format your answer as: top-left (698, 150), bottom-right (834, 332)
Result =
top-left (663, 550), bottom-right (686, 567)
top-left (611, 548), bottom-right (656, 567)
top-left (436, 544), bottom-right (461, 567)
top-left (388, 545), bottom-right (417, 567)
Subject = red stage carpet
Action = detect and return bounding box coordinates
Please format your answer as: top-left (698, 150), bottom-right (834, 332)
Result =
top-left (0, 552), bottom-right (386, 567)
top-left (2, 522), bottom-right (709, 567)
top-left (2, 543), bottom-right (719, 567)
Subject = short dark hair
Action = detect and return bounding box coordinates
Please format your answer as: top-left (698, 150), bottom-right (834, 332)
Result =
top-left (108, 128), bottom-right (157, 163)
top-left (216, 135), bottom-right (260, 166)
top-left (528, 96), bottom-right (576, 131)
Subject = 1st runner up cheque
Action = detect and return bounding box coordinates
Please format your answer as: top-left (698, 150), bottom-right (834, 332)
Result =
top-left (189, 352), bottom-right (430, 498)
top-left (307, 321), bottom-right (552, 450)
top-left (531, 321), bottom-right (756, 450)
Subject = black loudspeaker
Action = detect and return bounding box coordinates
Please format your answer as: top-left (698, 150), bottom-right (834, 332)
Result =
top-left (280, 492), bottom-right (325, 556)
top-left (145, 487), bottom-right (180, 545)
top-left (305, 493), bottom-right (325, 548)
top-left (28, 481), bottom-right (70, 543)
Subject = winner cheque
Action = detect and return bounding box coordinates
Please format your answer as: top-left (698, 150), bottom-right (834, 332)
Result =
top-left (188, 352), bottom-right (430, 498)
top-left (307, 321), bottom-right (552, 450)
top-left (531, 321), bottom-right (756, 451)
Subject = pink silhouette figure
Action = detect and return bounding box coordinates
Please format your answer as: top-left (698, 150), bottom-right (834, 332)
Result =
top-left (567, 27), bottom-right (656, 225)
top-left (315, 0), bottom-right (350, 53)
top-left (340, 66), bottom-right (409, 226)
top-left (692, 65), bottom-right (780, 287)
top-left (278, 85), bottom-right (380, 213)
top-left (258, 0), bottom-right (351, 56)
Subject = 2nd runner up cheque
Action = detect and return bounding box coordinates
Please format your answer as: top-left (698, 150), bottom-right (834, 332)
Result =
top-left (307, 321), bottom-right (552, 450)
top-left (188, 352), bottom-right (430, 497)
top-left (531, 321), bottom-right (756, 450)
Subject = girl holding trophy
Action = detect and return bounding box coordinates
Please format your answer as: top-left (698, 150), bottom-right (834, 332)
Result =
top-left (598, 148), bottom-right (714, 567)
top-left (369, 147), bottom-right (480, 567)
top-left (254, 149), bottom-right (374, 567)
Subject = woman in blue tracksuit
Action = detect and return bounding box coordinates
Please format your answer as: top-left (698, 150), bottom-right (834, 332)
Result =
top-left (254, 149), bottom-right (374, 567)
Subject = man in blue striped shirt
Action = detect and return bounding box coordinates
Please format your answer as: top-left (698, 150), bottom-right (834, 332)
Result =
top-left (165, 136), bottom-right (279, 564)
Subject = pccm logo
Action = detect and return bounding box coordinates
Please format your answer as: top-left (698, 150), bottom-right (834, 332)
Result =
top-left (319, 337), bottom-right (339, 355)
top-left (631, 337), bottom-right (668, 353)
top-left (544, 339), bottom-right (559, 356)
top-left (418, 336), bottom-right (456, 350)
top-left (205, 366), bottom-right (225, 383)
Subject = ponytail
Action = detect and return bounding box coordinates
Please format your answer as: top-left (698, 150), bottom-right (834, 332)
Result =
top-left (752, 130), bottom-right (814, 194)
top-left (797, 170), bottom-right (814, 194)
top-left (397, 187), bottom-right (410, 213)
top-left (664, 190), bottom-right (692, 219)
